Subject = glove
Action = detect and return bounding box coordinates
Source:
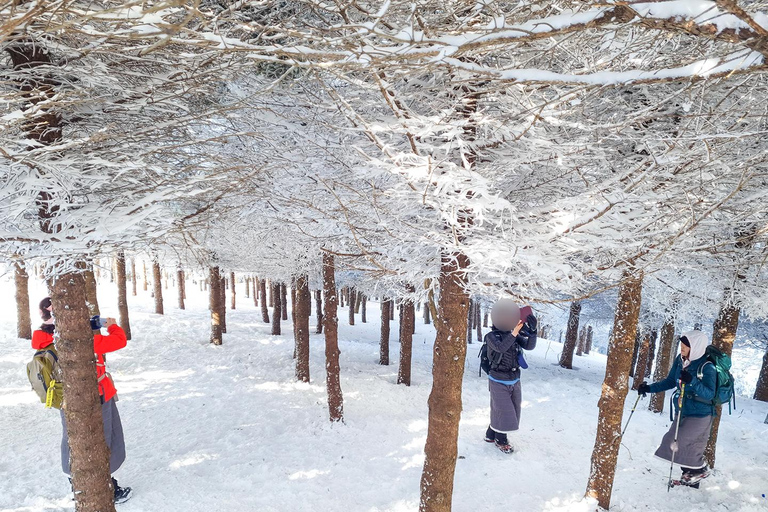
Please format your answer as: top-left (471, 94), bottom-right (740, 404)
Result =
top-left (90, 315), bottom-right (102, 331)
top-left (679, 370), bottom-right (693, 384)
top-left (637, 382), bottom-right (651, 397)
top-left (524, 314), bottom-right (537, 332)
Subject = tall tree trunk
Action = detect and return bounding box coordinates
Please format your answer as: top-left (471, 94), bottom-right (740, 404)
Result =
top-left (398, 286), bottom-right (415, 386)
top-left (130, 258), bottom-right (137, 297)
top-left (142, 261), bottom-right (148, 292)
top-left (271, 283), bottom-right (282, 335)
top-left (646, 330), bottom-right (658, 377)
top-left (115, 251), bottom-right (132, 341)
top-left (152, 261), bottom-right (163, 315)
top-left (380, 299), bottom-right (390, 365)
top-left (177, 269), bottom-right (185, 310)
top-left (252, 277), bottom-right (258, 307)
top-left (291, 284), bottom-right (298, 345)
top-left (649, 318), bottom-right (675, 413)
top-left (295, 275), bottom-right (311, 383)
top-left (230, 272), bottom-right (236, 310)
top-left (419, 251), bottom-right (470, 512)
top-left (585, 271), bottom-right (643, 510)
top-left (559, 301), bottom-right (582, 369)
top-left (281, 283), bottom-right (288, 321)
top-left (355, 290), bottom-right (362, 314)
top-left (322, 254), bottom-right (344, 422)
top-left (585, 325), bottom-right (593, 354)
top-left (315, 290), bottom-right (324, 334)
top-left (219, 277), bottom-right (227, 334)
top-left (424, 295), bottom-right (432, 325)
top-left (631, 331), bottom-right (651, 390)
top-left (754, 347), bottom-right (768, 402)
top-left (268, 279), bottom-right (274, 307)
top-left (576, 326), bottom-right (586, 356)
top-left (245, 277), bottom-right (250, 299)
top-left (83, 262), bottom-right (100, 317)
top-left (704, 300), bottom-right (740, 468)
top-left (348, 288), bottom-right (356, 326)
top-left (14, 261), bottom-right (32, 339)
top-left (209, 267), bottom-right (223, 345)
top-left (389, 299), bottom-right (395, 320)
top-left (466, 298), bottom-right (474, 344)
top-left (361, 295), bottom-right (367, 323)
top-left (260, 279), bottom-right (270, 323)
top-left (475, 300), bottom-right (482, 343)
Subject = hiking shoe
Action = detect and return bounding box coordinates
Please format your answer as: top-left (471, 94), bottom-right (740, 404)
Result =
top-left (681, 466), bottom-right (710, 485)
top-left (484, 435), bottom-right (495, 443)
top-left (112, 478), bottom-right (132, 504)
top-left (494, 440), bottom-right (514, 454)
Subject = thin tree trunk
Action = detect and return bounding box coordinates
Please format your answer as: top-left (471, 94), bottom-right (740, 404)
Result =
top-left (585, 326), bottom-right (593, 354)
top-left (281, 284), bottom-right (288, 321)
top-left (14, 261), bottom-right (32, 339)
top-left (348, 288), bottom-right (356, 326)
top-left (152, 261), bottom-right (163, 315)
top-left (268, 279), bottom-right (274, 307)
top-left (576, 326), bottom-right (586, 356)
top-left (209, 267), bottom-right (222, 345)
top-left (389, 299), bottom-right (394, 320)
top-left (260, 279), bottom-right (270, 323)
top-left (142, 260), bottom-right (148, 292)
top-left (271, 283), bottom-right (282, 335)
top-left (361, 295), bottom-right (367, 323)
top-left (704, 301), bottom-right (740, 468)
top-left (631, 331), bottom-right (651, 390)
top-left (355, 290), bottom-right (362, 314)
top-left (629, 333), bottom-right (641, 377)
top-left (424, 296), bottom-right (432, 325)
top-left (754, 348), bottom-right (768, 402)
top-left (646, 330), bottom-right (658, 377)
top-left (466, 298), bottom-right (474, 344)
top-left (585, 271), bottom-right (643, 510)
top-left (482, 311), bottom-right (487, 328)
top-left (380, 299), bottom-right (390, 365)
top-left (219, 277), bottom-right (227, 334)
top-left (559, 301), bottom-right (581, 369)
top-left (252, 277), bottom-right (258, 307)
top-left (419, 251), bottom-right (470, 512)
top-left (398, 286), bottom-right (415, 386)
top-left (230, 272), bottom-right (236, 310)
top-left (130, 258), bottom-right (137, 297)
top-left (315, 290), bottom-right (324, 334)
top-left (245, 277), bottom-right (250, 299)
top-left (295, 275), bottom-right (311, 383)
top-left (177, 269), bottom-right (185, 310)
top-left (115, 251), bottom-right (132, 341)
top-left (83, 263), bottom-right (100, 317)
top-left (322, 254), bottom-right (343, 422)
top-left (649, 319), bottom-right (675, 414)
top-left (475, 300), bottom-right (482, 343)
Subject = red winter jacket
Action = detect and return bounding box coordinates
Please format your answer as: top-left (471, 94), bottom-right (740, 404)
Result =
top-left (31, 324), bottom-right (127, 402)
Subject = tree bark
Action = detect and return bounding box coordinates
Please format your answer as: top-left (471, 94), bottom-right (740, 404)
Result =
top-left (348, 288), bottom-right (356, 326)
top-left (475, 300), bottom-right (482, 343)
top-left (260, 279), bottom-right (270, 323)
top-left (142, 260), bottom-right (148, 292)
top-left (585, 325), bottom-right (593, 354)
top-left (649, 319), bottom-right (675, 414)
top-left (152, 261), bottom-right (163, 315)
top-left (209, 267), bottom-right (222, 345)
top-left (252, 277), bottom-right (258, 307)
top-left (245, 277), bottom-right (250, 299)
top-left (219, 277), bottom-right (227, 334)
top-left (380, 298), bottom-right (390, 365)
top-left (424, 296), bottom-right (432, 325)
top-left (398, 286), bottom-right (415, 386)
top-left (295, 275), bottom-right (311, 383)
top-left (315, 290), bottom-right (324, 334)
top-left (14, 261), bottom-right (32, 339)
top-left (576, 326), bottom-right (586, 356)
top-left (281, 283), bottom-right (288, 321)
top-left (466, 298), bottom-right (474, 344)
top-left (389, 298), bottom-right (395, 320)
top-left (268, 280), bottom-right (274, 307)
top-left (704, 301), bottom-right (740, 468)
top-left (83, 263), bottom-right (100, 317)
top-left (323, 254), bottom-right (344, 422)
top-left (631, 331), bottom-right (651, 390)
top-left (361, 295), bottom-right (367, 323)
top-left (130, 258), bottom-right (137, 297)
top-left (585, 271), bottom-right (643, 510)
top-left (51, 268), bottom-right (116, 512)
top-left (271, 283), bottom-right (282, 335)
top-left (115, 251), bottom-right (132, 341)
top-left (419, 251), bottom-right (470, 512)
top-left (230, 272), bottom-right (236, 310)
top-left (754, 347), bottom-right (768, 402)
top-left (177, 269), bottom-right (185, 310)
top-left (559, 301), bottom-right (582, 369)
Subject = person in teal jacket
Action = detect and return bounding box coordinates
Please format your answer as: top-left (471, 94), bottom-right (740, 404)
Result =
top-left (638, 330), bottom-right (716, 487)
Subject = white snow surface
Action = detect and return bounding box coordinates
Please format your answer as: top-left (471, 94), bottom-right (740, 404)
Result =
top-left (0, 277), bottom-right (766, 511)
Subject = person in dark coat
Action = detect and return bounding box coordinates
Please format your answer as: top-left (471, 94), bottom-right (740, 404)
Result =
top-left (638, 330), bottom-right (716, 487)
top-left (32, 297), bottom-right (132, 503)
top-left (484, 299), bottom-right (537, 454)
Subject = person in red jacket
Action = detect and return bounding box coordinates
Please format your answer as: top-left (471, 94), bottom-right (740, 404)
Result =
top-left (33, 297), bottom-right (132, 503)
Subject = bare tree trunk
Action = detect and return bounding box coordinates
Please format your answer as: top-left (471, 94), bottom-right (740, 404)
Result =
top-left (361, 295), bottom-right (367, 323)
top-left (559, 301), bottom-right (581, 369)
top-left (130, 258), bottom-right (137, 297)
top-left (646, 330), bottom-right (658, 377)
top-left (585, 326), bottom-right (593, 354)
top-left (83, 263), bottom-right (100, 317)
top-left (322, 254), bottom-right (344, 422)
top-left (475, 300), bottom-right (482, 343)
top-left (398, 286), bottom-right (415, 386)
top-left (355, 290), bottom-right (362, 314)
top-left (754, 348), bottom-right (768, 402)
top-left (14, 261), bottom-right (32, 340)
top-left (585, 271), bottom-right (643, 510)
top-left (649, 318), bottom-right (675, 414)
top-left (466, 298), bottom-right (474, 344)
top-left (51, 268), bottom-right (116, 512)
top-left (252, 277), bottom-right (258, 307)
top-left (482, 311), bottom-right (487, 328)
top-left (115, 251), bottom-right (132, 341)
top-left (315, 290), bottom-right (323, 334)
top-left (209, 267), bottom-right (222, 345)
top-left (271, 283), bottom-right (282, 335)
top-left (230, 272), bottom-right (236, 310)
top-left (380, 299), bottom-right (390, 365)
top-left (389, 299), bottom-right (394, 320)
top-left (152, 261), bottom-right (163, 315)
top-left (295, 275), bottom-right (311, 383)
top-left (142, 260), bottom-right (148, 292)
top-left (260, 279), bottom-right (270, 323)
top-left (348, 288), bottom-right (356, 326)
top-left (268, 279), bottom-right (274, 307)
top-left (177, 269), bottom-right (185, 310)
top-left (419, 251), bottom-right (470, 512)
top-left (576, 326), bottom-right (586, 356)
top-left (704, 300), bottom-right (740, 468)
top-left (631, 331), bottom-right (651, 390)
top-left (424, 296), bottom-right (432, 325)
top-left (219, 277), bottom-right (227, 334)
top-left (281, 283), bottom-right (288, 321)
top-left (291, 284), bottom-right (298, 345)
top-left (245, 277), bottom-right (250, 299)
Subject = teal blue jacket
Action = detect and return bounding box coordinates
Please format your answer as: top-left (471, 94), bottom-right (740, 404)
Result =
top-left (648, 354), bottom-right (717, 417)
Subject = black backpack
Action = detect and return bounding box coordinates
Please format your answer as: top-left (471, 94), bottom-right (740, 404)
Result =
top-left (478, 332), bottom-right (506, 376)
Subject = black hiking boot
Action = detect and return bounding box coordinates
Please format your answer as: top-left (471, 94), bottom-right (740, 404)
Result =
top-left (112, 478), bottom-right (132, 504)
top-left (484, 426), bottom-right (495, 443)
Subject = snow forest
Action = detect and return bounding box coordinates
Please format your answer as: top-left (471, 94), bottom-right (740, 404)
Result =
top-left (1, 0), bottom-right (768, 511)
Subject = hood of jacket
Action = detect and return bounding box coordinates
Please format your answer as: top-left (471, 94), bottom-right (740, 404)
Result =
top-left (681, 329), bottom-right (708, 367)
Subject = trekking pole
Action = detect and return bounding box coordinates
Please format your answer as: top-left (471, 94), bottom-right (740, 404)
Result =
top-left (667, 383), bottom-right (685, 491)
top-left (621, 393), bottom-right (643, 439)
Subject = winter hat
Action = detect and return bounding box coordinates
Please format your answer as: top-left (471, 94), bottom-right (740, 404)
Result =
top-left (39, 297), bottom-right (53, 321)
top-left (680, 330), bottom-right (708, 368)
top-left (680, 336), bottom-right (691, 348)
top-left (490, 299), bottom-right (521, 331)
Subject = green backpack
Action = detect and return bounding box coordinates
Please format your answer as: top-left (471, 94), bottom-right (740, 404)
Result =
top-left (695, 345), bottom-right (736, 413)
top-left (27, 347), bottom-right (64, 409)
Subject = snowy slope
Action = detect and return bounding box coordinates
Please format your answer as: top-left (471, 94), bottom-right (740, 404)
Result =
top-left (0, 276), bottom-right (766, 512)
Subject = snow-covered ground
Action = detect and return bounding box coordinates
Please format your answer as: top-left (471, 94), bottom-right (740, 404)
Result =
top-left (0, 276), bottom-right (766, 512)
